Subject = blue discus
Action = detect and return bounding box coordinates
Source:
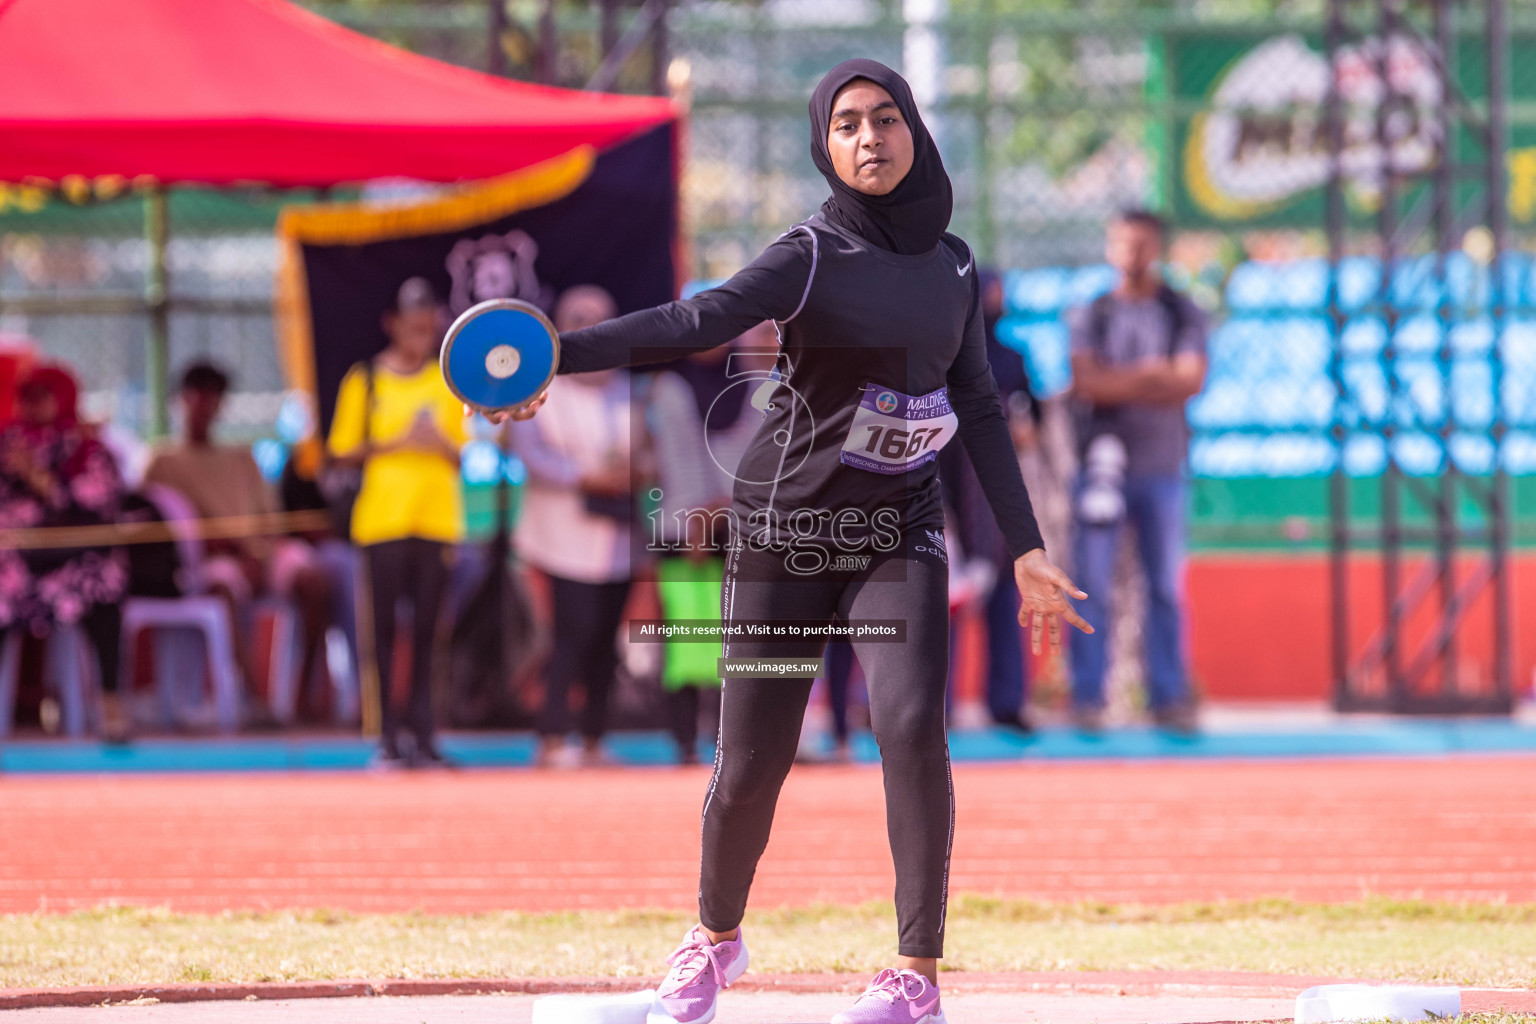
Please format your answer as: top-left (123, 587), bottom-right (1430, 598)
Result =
top-left (440, 299), bottom-right (560, 413)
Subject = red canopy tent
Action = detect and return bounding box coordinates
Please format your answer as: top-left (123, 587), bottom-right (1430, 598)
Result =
top-left (0, 0), bottom-right (679, 433)
top-left (0, 0), bottom-right (677, 186)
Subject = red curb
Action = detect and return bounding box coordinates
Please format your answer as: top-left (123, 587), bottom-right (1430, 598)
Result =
top-left (371, 978), bottom-right (638, 997)
top-left (727, 972), bottom-right (1338, 998)
top-left (0, 981), bottom-right (376, 1010)
top-left (1466, 989), bottom-right (1536, 1013)
top-left (2, 973), bottom-right (1528, 1013)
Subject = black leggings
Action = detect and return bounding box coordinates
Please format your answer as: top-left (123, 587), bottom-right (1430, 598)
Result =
top-left (700, 533), bottom-right (952, 958)
top-left (364, 538), bottom-right (449, 754)
top-left (539, 575), bottom-right (632, 740)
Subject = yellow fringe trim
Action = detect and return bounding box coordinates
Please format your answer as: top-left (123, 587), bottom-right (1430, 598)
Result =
top-left (275, 232), bottom-right (319, 400)
top-left (273, 147), bottom-right (597, 397)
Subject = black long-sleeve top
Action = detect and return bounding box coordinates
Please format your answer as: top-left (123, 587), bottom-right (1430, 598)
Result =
top-left (559, 212), bottom-right (1046, 559)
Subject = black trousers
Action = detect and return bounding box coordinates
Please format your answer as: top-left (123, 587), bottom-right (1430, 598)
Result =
top-left (539, 575), bottom-right (632, 740)
top-left (700, 533), bottom-right (953, 958)
top-left (824, 639), bottom-right (856, 742)
top-left (364, 538), bottom-right (448, 754)
top-left (666, 684), bottom-right (722, 756)
top-left (79, 602), bottom-right (122, 694)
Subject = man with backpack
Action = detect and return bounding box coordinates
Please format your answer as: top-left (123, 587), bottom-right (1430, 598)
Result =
top-left (1067, 209), bottom-right (1208, 735)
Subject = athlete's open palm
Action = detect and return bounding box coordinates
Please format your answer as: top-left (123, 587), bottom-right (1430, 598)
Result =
top-left (465, 390), bottom-right (547, 425)
top-left (1013, 549), bottom-right (1093, 655)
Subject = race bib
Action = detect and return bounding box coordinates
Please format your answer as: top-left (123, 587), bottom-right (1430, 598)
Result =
top-left (839, 384), bottom-right (960, 475)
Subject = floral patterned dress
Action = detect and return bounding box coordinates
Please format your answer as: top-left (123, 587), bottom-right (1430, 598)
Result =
top-left (0, 423), bottom-right (128, 634)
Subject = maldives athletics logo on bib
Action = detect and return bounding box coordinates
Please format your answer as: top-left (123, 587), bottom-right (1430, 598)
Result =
top-left (840, 383), bottom-right (960, 476)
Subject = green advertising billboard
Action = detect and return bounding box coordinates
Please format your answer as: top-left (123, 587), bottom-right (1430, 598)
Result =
top-left (1157, 27), bottom-right (1536, 231)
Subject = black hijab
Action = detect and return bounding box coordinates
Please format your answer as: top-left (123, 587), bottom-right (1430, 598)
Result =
top-left (808, 59), bottom-right (953, 255)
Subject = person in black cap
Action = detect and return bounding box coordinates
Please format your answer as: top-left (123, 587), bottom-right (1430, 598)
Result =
top-left (494, 60), bottom-right (1091, 1024)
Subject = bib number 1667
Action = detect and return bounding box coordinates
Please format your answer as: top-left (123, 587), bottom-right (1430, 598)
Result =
top-left (861, 424), bottom-right (946, 460)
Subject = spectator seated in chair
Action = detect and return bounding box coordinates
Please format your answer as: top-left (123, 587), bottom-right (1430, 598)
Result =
top-left (142, 360), bottom-right (333, 721)
top-left (0, 362), bottom-right (131, 741)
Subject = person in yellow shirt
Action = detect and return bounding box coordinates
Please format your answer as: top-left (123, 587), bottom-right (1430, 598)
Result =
top-left (327, 277), bottom-right (467, 768)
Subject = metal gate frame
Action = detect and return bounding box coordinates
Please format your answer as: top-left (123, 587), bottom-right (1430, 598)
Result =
top-left (1326, 0), bottom-right (1514, 714)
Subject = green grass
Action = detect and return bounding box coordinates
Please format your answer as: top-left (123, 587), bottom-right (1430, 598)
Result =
top-left (4, 897), bottom-right (1536, 990)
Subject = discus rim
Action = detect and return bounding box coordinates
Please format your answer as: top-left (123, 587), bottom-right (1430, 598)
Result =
top-left (439, 298), bottom-right (560, 414)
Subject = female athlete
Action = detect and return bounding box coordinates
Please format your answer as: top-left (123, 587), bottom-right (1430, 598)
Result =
top-left (495, 58), bottom-right (1092, 1024)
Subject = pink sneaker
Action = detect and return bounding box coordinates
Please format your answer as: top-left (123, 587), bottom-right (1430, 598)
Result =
top-left (646, 925), bottom-right (748, 1024)
top-left (831, 968), bottom-right (946, 1024)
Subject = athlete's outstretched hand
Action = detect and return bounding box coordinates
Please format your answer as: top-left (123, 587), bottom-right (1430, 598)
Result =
top-left (464, 389), bottom-right (548, 425)
top-left (1013, 549), bottom-right (1093, 655)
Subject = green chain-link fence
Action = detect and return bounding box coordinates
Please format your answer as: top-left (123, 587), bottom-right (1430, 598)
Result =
top-left (5, 0), bottom-right (1536, 548)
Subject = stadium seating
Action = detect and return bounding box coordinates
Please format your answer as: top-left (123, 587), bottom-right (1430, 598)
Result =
top-left (990, 256), bottom-right (1536, 478)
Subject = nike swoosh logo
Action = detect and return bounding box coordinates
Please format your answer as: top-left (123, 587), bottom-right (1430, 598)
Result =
top-left (955, 259), bottom-right (971, 277)
top-left (909, 993), bottom-right (940, 1020)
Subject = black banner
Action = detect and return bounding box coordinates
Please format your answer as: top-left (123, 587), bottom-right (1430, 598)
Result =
top-left (280, 123), bottom-right (677, 431)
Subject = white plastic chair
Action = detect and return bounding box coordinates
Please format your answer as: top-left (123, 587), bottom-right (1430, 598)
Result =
top-left (260, 595), bottom-right (303, 724)
top-left (142, 496), bottom-right (303, 728)
top-left (267, 619), bottom-right (360, 726)
top-left (121, 485), bottom-right (245, 733)
top-left (0, 622), bottom-right (99, 737)
top-left (325, 625), bottom-right (360, 724)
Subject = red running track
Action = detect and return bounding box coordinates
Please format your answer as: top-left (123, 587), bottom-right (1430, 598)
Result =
top-left (5, 757), bottom-right (1536, 914)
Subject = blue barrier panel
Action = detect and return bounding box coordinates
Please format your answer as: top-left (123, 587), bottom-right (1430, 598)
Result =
top-left (1065, 264), bottom-right (1118, 307)
top-left (996, 316), bottom-right (1071, 398)
top-left (1225, 258), bottom-right (1329, 311)
top-left (1003, 266), bottom-right (1071, 314)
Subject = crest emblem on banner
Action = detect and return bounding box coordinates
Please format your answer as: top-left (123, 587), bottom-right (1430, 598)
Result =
top-left (446, 229), bottom-right (555, 315)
